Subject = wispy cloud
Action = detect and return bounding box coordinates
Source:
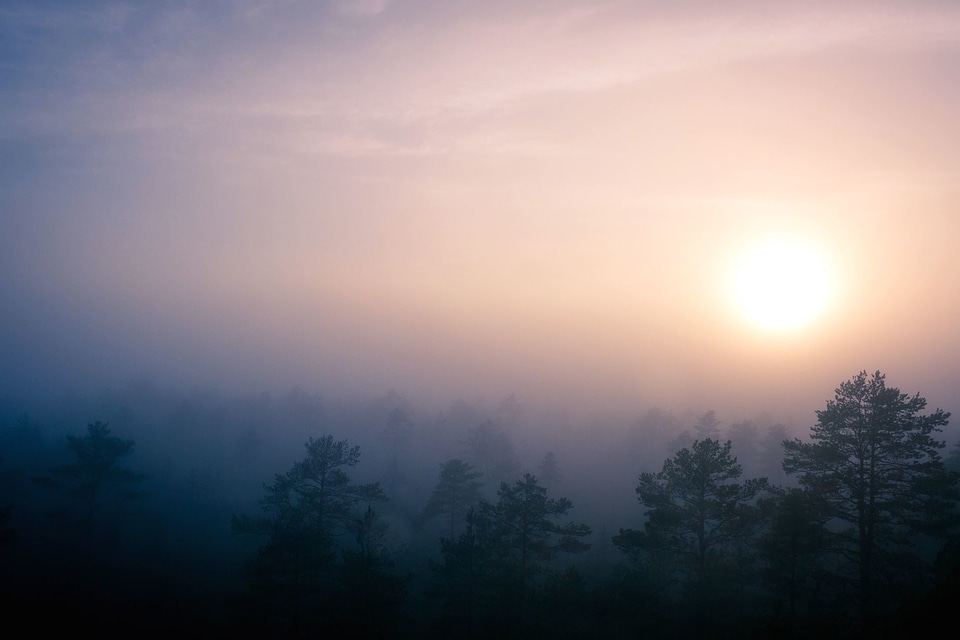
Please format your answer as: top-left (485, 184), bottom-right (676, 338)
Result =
top-left (4, 1), bottom-right (960, 156)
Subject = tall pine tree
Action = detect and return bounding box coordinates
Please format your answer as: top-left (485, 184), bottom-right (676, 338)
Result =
top-left (783, 371), bottom-right (958, 634)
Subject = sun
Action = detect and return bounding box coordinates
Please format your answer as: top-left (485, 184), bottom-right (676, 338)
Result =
top-left (730, 239), bottom-right (833, 332)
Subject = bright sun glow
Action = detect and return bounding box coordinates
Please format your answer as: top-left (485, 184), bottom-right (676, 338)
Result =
top-left (731, 239), bottom-right (832, 332)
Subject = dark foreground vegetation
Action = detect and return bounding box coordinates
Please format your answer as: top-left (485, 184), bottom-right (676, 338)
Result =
top-left (2, 371), bottom-right (960, 638)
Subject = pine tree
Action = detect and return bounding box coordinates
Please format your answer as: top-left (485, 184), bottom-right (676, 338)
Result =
top-left (487, 473), bottom-right (591, 578)
top-left (782, 370), bottom-right (958, 634)
top-left (43, 421), bottom-right (145, 522)
top-left (429, 474), bottom-right (590, 635)
top-left (614, 438), bottom-right (768, 615)
top-left (418, 458), bottom-right (483, 538)
top-left (233, 435), bottom-right (386, 634)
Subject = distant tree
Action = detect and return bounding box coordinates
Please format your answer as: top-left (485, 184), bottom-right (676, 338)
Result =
top-left (381, 406), bottom-right (413, 495)
top-left (668, 429), bottom-right (695, 454)
top-left (38, 421), bottom-right (145, 523)
top-left (727, 419), bottom-right (761, 474)
top-left (463, 420), bottom-right (519, 489)
top-left (233, 435), bottom-right (386, 634)
top-left (537, 451), bottom-right (563, 490)
top-left (4, 413), bottom-right (47, 470)
top-left (632, 407), bottom-right (681, 449)
top-left (760, 423), bottom-right (792, 485)
top-left (782, 371), bottom-right (958, 634)
top-left (418, 458), bottom-right (483, 538)
top-left (614, 438), bottom-right (769, 617)
top-left (695, 410), bottom-right (722, 440)
top-left (234, 426), bottom-right (265, 469)
top-left (495, 393), bottom-right (523, 428)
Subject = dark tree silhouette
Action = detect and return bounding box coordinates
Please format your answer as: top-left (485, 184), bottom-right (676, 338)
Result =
top-left (331, 506), bottom-right (409, 638)
top-left (418, 458), bottom-right (483, 538)
top-left (428, 507), bottom-right (497, 637)
top-left (482, 473), bottom-right (590, 631)
top-left (233, 435), bottom-right (386, 634)
top-left (430, 474), bottom-right (590, 636)
top-left (614, 438), bottom-right (768, 620)
top-left (782, 370), bottom-right (958, 634)
top-left (759, 487), bottom-right (830, 634)
top-left (40, 421), bottom-right (145, 522)
top-left (486, 473), bottom-right (591, 578)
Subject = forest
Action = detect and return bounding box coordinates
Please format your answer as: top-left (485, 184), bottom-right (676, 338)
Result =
top-left (2, 370), bottom-right (959, 639)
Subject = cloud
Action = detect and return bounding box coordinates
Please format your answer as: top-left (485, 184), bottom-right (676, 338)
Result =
top-left (5, 1), bottom-right (960, 153)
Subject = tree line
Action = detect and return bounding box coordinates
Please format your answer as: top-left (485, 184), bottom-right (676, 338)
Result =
top-left (2, 370), bottom-right (960, 638)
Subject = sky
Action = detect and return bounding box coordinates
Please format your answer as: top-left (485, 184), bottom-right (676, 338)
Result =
top-left (3, 0), bottom-right (960, 421)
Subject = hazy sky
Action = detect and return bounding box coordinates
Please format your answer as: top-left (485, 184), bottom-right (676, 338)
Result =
top-left (3, 1), bottom-right (960, 420)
